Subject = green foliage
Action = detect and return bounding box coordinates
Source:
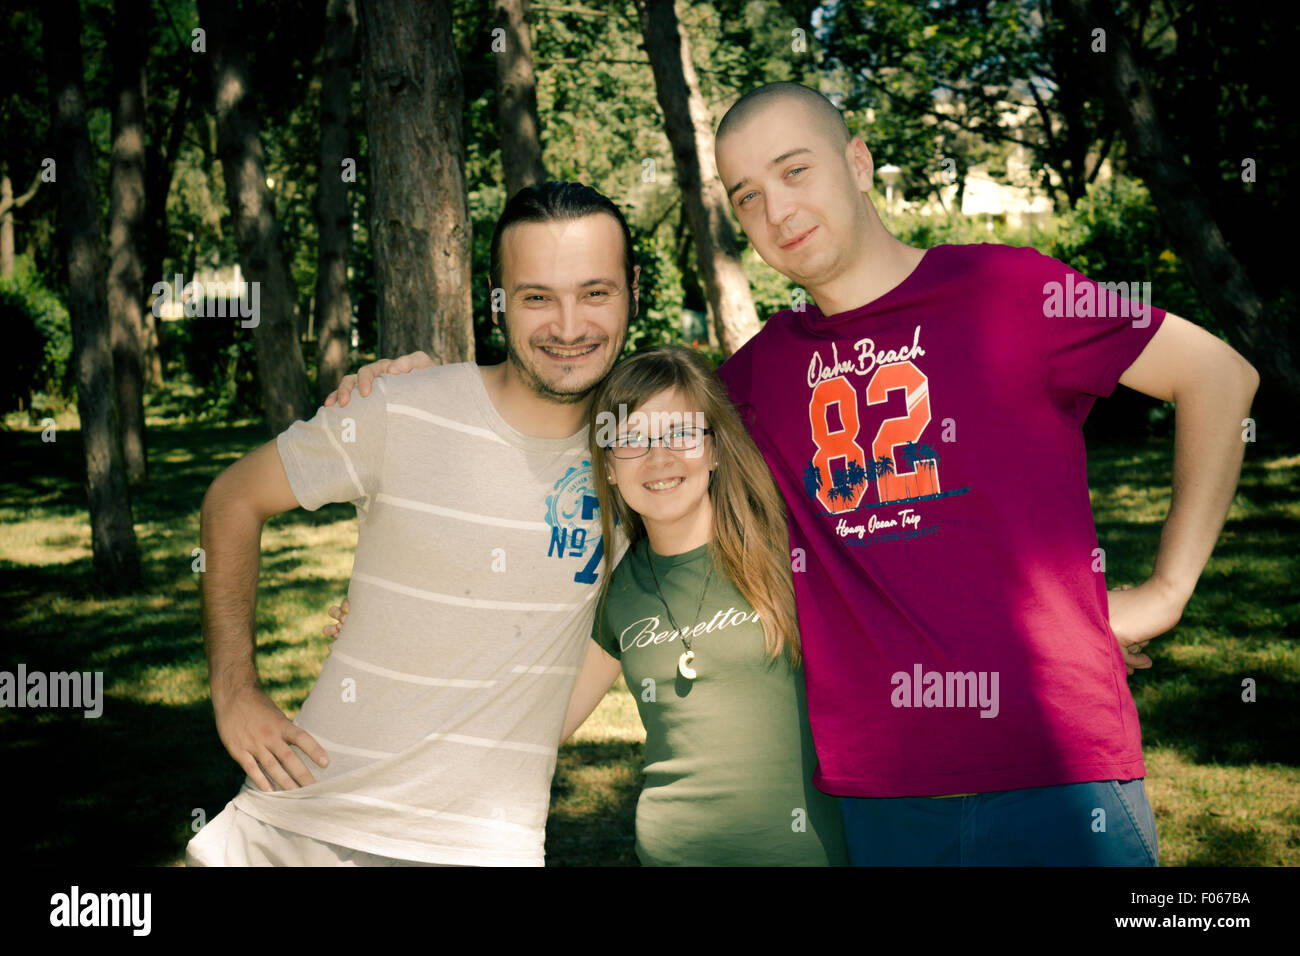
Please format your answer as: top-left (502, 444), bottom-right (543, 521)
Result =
top-left (1042, 176), bottom-right (1197, 439)
top-left (163, 312), bottom-right (261, 420)
top-left (821, 0), bottom-right (1043, 202)
top-left (1048, 176), bottom-right (1212, 333)
top-left (742, 246), bottom-right (800, 321)
top-left (0, 255), bottom-right (72, 417)
top-left (885, 210), bottom-right (1006, 250)
top-left (623, 222), bottom-right (686, 354)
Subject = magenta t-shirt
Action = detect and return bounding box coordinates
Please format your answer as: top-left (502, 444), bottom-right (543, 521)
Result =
top-left (717, 243), bottom-right (1166, 797)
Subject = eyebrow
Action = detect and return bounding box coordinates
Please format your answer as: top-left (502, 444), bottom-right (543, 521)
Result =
top-left (727, 148), bottom-right (815, 200)
top-left (512, 278), bottom-right (621, 294)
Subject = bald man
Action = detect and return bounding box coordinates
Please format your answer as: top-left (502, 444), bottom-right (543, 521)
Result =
top-left (710, 82), bottom-right (1258, 865)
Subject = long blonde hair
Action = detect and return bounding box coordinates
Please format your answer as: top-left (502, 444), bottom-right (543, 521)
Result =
top-left (588, 345), bottom-right (801, 669)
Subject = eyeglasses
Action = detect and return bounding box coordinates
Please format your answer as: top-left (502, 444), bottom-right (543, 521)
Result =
top-left (608, 426), bottom-right (712, 459)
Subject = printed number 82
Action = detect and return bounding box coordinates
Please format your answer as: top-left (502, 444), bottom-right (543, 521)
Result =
top-left (809, 361), bottom-right (939, 513)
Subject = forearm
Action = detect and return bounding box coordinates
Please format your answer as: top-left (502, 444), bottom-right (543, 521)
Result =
top-left (1151, 358), bottom-right (1258, 599)
top-left (559, 641), bottom-right (622, 744)
top-left (199, 479), bottom-right (268, 706)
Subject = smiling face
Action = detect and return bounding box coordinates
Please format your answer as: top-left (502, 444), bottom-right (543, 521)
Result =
top-left (499, 213), bottom-right (637, 404)
top-left (716, 96), bottom-right (876, 294)
top-left (605, 387), bottom-right (715, 548)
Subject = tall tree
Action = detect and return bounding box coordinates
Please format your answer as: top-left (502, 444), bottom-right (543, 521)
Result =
top-left (316, 0), bottom-right (358, 402)
top-left (1058, 0), bottom-right (1298, 409)
top-left (42, 0), bottom-right (142, 592)
top-left (198, 0), bottom-right (312, 435)
top-left (635, 0), bottom-right (760, 356)
top-left (494, 0), bottom-right (547, 197)
top-left (107, 0), bottom-right (150, 483)
top-left (358, 0), bottom-right (473, 363)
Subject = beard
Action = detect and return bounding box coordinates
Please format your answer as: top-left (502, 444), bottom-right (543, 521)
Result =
top-left (501, 317), bottom-right (628, 405)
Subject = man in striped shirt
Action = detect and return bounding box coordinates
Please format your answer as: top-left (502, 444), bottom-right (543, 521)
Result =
top-left (186, 183), bottom-right (636, 866)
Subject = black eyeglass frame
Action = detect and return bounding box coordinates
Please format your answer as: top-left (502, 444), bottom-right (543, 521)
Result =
top-left (605, 426), bottom-right (713, 459)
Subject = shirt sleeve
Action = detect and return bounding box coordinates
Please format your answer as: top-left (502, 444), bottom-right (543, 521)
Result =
top-left (275, 378), bottom-right (390, 512)
top-left (590, 591), bottom-right (622, 660)
top-left (1017, 247), bottom-right (1167, 410)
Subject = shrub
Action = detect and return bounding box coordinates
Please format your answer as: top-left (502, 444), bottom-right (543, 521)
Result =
top-left (0, 256), bottom-right (72, 415)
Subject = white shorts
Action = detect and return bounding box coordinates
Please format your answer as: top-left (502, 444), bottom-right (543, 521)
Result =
top-left (185, 800), bottom-right (447, 867)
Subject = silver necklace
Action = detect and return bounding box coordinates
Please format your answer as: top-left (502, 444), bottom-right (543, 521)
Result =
top-left (645, 544), bottom-right (713, 681)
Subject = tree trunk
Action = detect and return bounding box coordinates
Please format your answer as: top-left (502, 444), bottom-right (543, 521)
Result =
top-left (494, 0), bottom-right (546, 197)
top-left (1059, 0), bottom-right (1298, 408)
top-left (0, 171), bottom-right (13, 279)
top-left (107, 0), bottom-right (150, 484)
top-left (0, 166), bottom-right (42, 279)
top-left (635, 0), bottom-right (760, 356)
top-left (42, 0), bottom-right (142, 593)
top-left (142, 73), bottom-right (193, 387)
top-left (199, 0), bottom-right (313, 435)
top-left (316, 0), bottom-right (358, 402)
top-left (358, 0), bottom-right (473, 363)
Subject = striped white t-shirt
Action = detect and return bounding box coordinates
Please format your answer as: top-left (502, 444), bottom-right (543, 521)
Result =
top-left (231, 363), bottom-right (624, 865)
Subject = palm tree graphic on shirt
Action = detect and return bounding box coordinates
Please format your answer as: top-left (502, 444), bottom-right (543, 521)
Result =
top-left (806, 457), bottom-right (875, 511)
top-left (897, 441), bottom-right (941, 498)
top-left (803, 461), bottom-right (823, 501)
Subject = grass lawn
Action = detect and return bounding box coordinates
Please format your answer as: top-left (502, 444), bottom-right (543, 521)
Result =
top-left (1, 409), bottom-right (1296, 866)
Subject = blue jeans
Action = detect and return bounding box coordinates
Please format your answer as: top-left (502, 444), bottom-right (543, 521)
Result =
top-left (838, 778), bottom-right (1159, 866)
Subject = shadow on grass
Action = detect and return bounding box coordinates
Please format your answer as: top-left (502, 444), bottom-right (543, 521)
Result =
top-left (0, 696), bottom-right (246, 866)
top-left (546, 740), bottom-right (643, 866)
top-left (1089, 439), bottom-right (1300, 767)
top-left (0, 422), bottom-right (353, 532)
top-left (1180, 812), bottom-right (1275, 867)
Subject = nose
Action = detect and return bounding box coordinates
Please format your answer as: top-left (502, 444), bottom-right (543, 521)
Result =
top-left (554, 297), bottom-right (585, 343)
top-left (765, 185), bottom-right (795, 229)
top-left (644, 441), bottom-right (676, 466)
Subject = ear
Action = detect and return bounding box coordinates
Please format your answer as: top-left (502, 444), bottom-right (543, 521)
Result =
top-left (847, 136), bottom-right (874, 194)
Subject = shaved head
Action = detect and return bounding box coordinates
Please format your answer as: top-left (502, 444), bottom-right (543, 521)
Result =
top-left (715, 82), bottom-right (852, 153)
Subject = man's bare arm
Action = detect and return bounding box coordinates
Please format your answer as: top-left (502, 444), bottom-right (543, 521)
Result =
top-left (200, 439), bottom-right (330, 791)
top-left (1108, 313), bottom-right (1260, 658)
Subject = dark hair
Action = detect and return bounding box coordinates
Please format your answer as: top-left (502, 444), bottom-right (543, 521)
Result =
top-left (489, 181), bottom-right (637, 300)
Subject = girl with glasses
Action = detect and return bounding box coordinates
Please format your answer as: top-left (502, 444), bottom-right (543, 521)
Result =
top-left (559, 344), bottom-right (847, 865)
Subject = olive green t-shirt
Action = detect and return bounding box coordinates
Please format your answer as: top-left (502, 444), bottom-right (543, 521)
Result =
top-left (593, 537), bottom-right (848, 866)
